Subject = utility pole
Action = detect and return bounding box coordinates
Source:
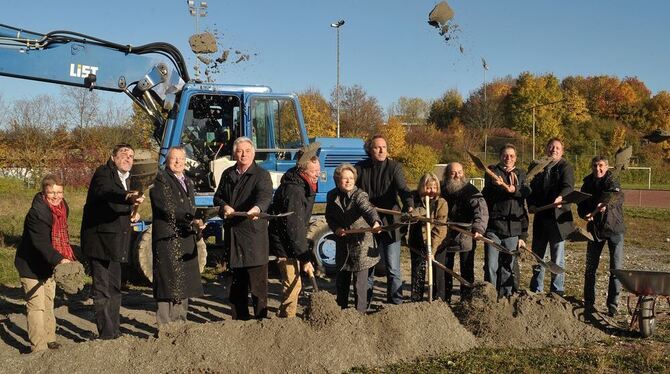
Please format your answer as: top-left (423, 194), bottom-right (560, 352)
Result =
top-left (331, 20), bottom-right (345, 138)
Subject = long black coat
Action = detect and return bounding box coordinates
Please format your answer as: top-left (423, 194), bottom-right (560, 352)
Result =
top-left (81, 160), bottom-right (135, 263)
top-left (355, 158), bottom-right (413, 242)
top-left (268, 167), bottom-right (316, 262)
top-left (577, 170), bottom-right (625, 239)
top-left (14, 193), bottom-right (66, 280)
top-left (214, 162), bottom-right (273, 268)
top-left (150, 170), bottom-right (204, 300)
top-left (325, 187), bottom-right (381, 272)
top-left (527, 158), bottom-right (575, 239)
top-left (482, 163), bottom-right (530, 239)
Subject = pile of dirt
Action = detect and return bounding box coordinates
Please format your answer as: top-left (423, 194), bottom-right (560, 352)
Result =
top-left (6, 292), bottom-right (477, 373)
top-left (188, 32), bottom-right (218, 54)
top-left (53, 261), bottom-right (86, 294)
top-left (453, 282), bottom-right (607, 348)
top-left (427, 1), bottom-right (460, 43)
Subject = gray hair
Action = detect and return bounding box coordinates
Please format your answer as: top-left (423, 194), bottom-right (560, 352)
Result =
top-left (232, 137), bottom-right (255, 154)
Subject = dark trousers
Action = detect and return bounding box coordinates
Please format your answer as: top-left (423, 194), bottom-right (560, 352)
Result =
top-left (229, 264), bottom-right (268, 320)
top-left (90, 258), bottom-right (122, 339)
top-left (409, 247), bottom-right (426, 302)
top-left (434, 241), bottom-right (476, 302)
top-left (156, 299), bottom-right (189, 325)
top-left (337, 267), bottom-right (373, 313)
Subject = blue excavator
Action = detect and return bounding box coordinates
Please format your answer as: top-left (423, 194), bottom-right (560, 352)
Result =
top-left (0, 23), bottom-right (360, 277)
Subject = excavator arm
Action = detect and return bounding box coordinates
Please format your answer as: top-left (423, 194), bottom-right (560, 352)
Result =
top-left (0, 23), bottom-right (190, 134)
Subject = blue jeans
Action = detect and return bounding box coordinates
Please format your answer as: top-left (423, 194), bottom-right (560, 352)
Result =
top-left (529, 225), bottom-right (566, 293)
top-left (584, 233), bottom-right (624, 309)
top-left (484, 232), bottom-right (518, 297)
top-left (368, 236), bottom-right (403, 304)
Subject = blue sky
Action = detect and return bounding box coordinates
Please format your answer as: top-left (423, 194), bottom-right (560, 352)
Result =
top-left (1, 0), bottom-right (669, 113)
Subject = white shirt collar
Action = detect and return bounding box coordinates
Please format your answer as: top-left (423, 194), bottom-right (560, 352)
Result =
top-left (117, 170), bottom-right (130, 190)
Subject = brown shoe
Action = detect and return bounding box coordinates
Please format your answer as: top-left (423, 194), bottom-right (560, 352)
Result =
top-left (47, 342), bottom-right (62, 350)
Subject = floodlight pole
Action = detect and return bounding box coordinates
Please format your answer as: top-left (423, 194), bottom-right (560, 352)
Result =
top-left (331, 20), bottom-right (345, 138)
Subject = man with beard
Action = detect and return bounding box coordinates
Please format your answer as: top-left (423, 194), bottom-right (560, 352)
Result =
top-left (355, 135), bottom-right (413, 305)
top-left (527, 138), bottom-right (574, 296)
top-left (577, 156), bottom-right (624, 316)
top-left (438, 162), bottom-right (488, 302)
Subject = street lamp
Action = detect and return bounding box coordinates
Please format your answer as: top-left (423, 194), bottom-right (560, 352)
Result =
top-left (187, 0), bottom-right (208, 33)
top-left (481, 57), bottom-right (489, 103)
top-left (187, 0), bottom-right (208, 81)
top-left (331, 19), bottom-right (345, 138)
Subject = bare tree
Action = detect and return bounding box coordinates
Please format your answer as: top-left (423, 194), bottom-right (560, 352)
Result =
top-left (331, 85), bottom-right (383, 138)
top-left (60, 86), bottom-right (101, 129)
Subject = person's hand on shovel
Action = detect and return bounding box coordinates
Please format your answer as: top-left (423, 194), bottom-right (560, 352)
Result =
top-left (371, 221), bottom-right (382, 234)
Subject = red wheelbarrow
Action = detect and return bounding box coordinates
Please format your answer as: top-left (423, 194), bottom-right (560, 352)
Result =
top-left (611, 269), bottom-right (670, 338)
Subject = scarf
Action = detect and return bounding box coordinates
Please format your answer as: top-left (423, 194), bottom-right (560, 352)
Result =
top-left (299, 171), bottom-right (318, 193)
top-left (46, 198), bottom-right (75, 261)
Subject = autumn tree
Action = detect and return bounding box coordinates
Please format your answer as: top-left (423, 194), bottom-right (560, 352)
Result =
top-left (387, 97), bottom-right (430, 126)
top-left (331, 85), bottom-right (383, 138)
top-left (461, 78), bottom-right (513, 132)
top-left (298, 88), bottom-right (336, 137)
top-left (645, 91), bottom-right (670, 131)
top-left (375, 116), bottom-right (407, 158)
top-left (506, 72), bottom-right (564, 156)
top-left (427, 89), bottom-right (462, 130)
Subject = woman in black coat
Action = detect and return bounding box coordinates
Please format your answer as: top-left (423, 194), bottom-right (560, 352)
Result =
top-left (150, 147), bottom-right (204, 325)
top-left (14, 174), bottom-right (73, 352)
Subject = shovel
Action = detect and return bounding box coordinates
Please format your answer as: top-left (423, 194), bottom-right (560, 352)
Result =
top-left (517, 242), bottom-right (565, 275)
top-left (533, 190), bottom-right (592, 213)
top-left (306, 266), bottom-right (319, 292)
top-left (467, 150), bottom-right (512, 190)
top-left (446, 224), bottom-right (518, 256)
top-left (227, 211), bottom-right (294, 220)
top-left (408, 246), bottom-right (473, 288)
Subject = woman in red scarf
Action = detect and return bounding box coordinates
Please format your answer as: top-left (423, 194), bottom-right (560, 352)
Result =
top-left (14, 174), bottom-right (74, 352)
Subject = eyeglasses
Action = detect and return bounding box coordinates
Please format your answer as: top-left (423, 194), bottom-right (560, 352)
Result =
top-left (45, 191), bottom-right (64, 196)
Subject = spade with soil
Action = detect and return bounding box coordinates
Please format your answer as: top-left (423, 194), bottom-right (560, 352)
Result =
top-left (532, 190), bottom-right (591, 213)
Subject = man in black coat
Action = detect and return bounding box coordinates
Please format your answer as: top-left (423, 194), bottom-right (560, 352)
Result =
top-left (577, 156), bottom-right (625, 316)
top-left (150, 147), bottom-right (205, 325)
top-left (439, 162), bottom-right (488, 302)
top-left (527, 138), bottom-right (574, 296)
top-left (214, 137), bottom-right (273, 320)
top-left (482, 144), bottom-right (530, 297)
top-left (268, 146), bottom-right (320, 317)
top-left (81, 144), bottom-right (144, 340)
top-left (355, 135), bottom-right (413, 305)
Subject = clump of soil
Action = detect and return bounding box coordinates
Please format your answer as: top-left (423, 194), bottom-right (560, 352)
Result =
top-left (427, 1), bottom-right (460, 43)
top-left (8, 294), bottom-right (477, 373)
top-left (188, 32), bottom-right (218, 54)
top-left (53, 261), bottom-right (86, 294)
top-left (453, 282), bottom-right (607, 348)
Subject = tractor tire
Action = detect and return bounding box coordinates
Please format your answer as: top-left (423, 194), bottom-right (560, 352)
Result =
top-left (638, 296), bottom-right (656, 338)
top-left (133, 225), bottom-right (208, 284)
top-left (307, 218), bottom-right (337, 276)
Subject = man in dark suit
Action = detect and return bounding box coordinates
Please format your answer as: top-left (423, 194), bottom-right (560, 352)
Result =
top-left (214, 137), bottom-right (273, 320)
top-left (527, 138), bottom-right (575, 296)
top-left (81, 143), bottom-right (144, 339)
top-left (355, 135), bottom-right (413, 305)
top-left (150, 147), bottom-right (204, 326)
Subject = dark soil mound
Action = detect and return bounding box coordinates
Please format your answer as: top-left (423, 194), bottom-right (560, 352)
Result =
top-left (453, 282), bottom-right (607, 348)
